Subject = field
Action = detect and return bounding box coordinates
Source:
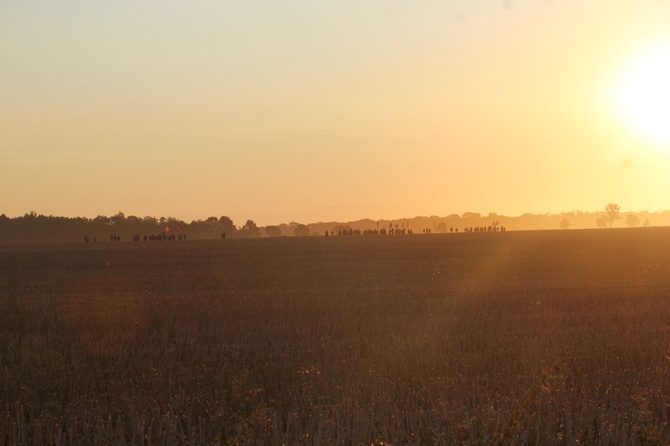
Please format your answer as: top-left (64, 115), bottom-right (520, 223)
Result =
top-left (2, 229), bottom-right (670, 445)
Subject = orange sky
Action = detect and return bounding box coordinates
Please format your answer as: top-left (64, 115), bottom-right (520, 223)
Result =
top-left (2, 1), bottom-right (670, 226)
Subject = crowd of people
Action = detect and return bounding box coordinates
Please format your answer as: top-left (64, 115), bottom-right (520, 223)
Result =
top-left (139, 233), bottom-right (187, 241)
top-left (84, 232), bottom-right (188, 243)
top-left (84, 222), bottom-right (506, 242)
top-left (326, 221), bottom-right (507, 236)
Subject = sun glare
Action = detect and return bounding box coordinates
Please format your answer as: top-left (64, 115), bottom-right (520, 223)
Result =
top-left (610, 39), bottom-right (670, 150)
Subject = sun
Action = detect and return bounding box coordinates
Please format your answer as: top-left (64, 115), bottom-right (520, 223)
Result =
top-left (610, 39), bottom-right (670, 149)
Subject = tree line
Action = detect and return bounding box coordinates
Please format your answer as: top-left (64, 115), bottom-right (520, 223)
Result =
top-left (0, 212), bottom-right (260, 244)
top-left (0, 206), bottom-right (665, 244)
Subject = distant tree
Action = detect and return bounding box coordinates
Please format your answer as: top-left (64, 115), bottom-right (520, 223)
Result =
top-left (294, 224), bottom-right (310, 237)
top-left (143, 216), bottom-right (158, 225)
top-left (218, 215), bottom-right (234, 226)
top-left (239, 220), bottom-right (261, 237)
top-left (643, 218), bottom-right (651, 227)
top-left (126, 215), bottom-right (142, 225)
top-left (625, 214), bottom-right (640, 228)
top-left (560, 218), bottom-right (570, 230)
top-left (205, 216), bottom-right (219, 225)
top-left (110, 211), bottom-right (126, 225)
top-left (435, 222), bottom-right (448, 233)
top-left (604, 203), bottom-right (621, 228)
top-left (93, 215), bottom-right (111, 225)
top-left (265, 225), bottom-right (282, 237)
top-left (218, 216), bottom-right (237, 236)
top-left (595, 215), bottom-right (608, 228)
top-left (461, 212), bottom-right (481, 220)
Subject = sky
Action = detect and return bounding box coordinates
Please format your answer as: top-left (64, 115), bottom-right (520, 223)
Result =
top-left (2, 1), bottom-right (670, 226)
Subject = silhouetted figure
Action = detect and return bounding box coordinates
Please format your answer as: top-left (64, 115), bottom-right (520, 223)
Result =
top-left (84, 235), bottom-right (89, 243)
top-left (221, 232), bottom-right (226, 239)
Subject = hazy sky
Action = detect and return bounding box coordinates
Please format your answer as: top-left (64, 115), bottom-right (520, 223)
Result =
top-left (2, 1), bottom-right (670, 226)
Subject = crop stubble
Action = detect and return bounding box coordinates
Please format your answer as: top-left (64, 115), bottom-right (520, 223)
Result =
top-left (1, 229), bottom-right (670, 444)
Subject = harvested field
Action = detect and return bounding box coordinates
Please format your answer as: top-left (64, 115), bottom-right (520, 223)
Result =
top-left (2, 228), bottom-right (670, 444)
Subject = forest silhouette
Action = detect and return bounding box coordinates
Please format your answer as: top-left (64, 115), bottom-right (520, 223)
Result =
top-left (1, 208), bottom-right (668, 244)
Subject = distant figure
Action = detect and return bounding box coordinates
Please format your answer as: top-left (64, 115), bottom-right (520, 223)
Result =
top-left (84, 235), bottom-right (89, 243)
top-left (221, 232), bottom-right (226, 239)
top-left (325, 230), bottom-right (329, 236)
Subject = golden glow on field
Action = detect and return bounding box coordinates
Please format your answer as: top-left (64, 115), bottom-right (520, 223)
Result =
top-left (611, 39), bottom-right (670, 150)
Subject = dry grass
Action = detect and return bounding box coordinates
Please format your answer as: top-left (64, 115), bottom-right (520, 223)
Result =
top-left (2, 229), bottom-right (670, 444)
